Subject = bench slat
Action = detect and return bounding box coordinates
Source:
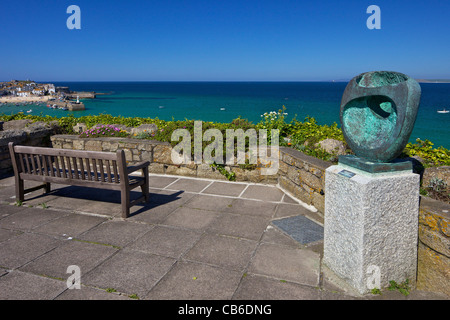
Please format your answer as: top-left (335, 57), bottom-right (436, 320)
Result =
top-left (23, 154), bottom-right (31, 174)
top-left (14, 145), bottom-right (118, 161)
top-left (106, 160), bottom-right (112, 183)
top-left (99, 159), bottom-right (105, 182)
top-left (112, 160), bottom-right (119, 183)
top-left (54, 156), bottom-right (61, 177)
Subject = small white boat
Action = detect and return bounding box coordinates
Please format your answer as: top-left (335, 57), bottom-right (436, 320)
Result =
top-left (158, 106), bottom-right (165, 109)
top-left (220, 107), bottom-right (226, 111)
top-left (437, 108), bottom-right (449, 114)
top-left (26, 109), bottom-right (32, 113)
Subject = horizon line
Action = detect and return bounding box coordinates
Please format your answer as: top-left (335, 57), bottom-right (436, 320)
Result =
top-left (2, 79), bottom-right (450, 83)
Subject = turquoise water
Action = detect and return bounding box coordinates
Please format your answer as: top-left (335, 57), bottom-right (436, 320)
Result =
top-left (1, 81), bottom-right (449, 148)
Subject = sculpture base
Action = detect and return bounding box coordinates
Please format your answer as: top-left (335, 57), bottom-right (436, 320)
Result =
top-left (338, 155), bottom-right (412, 174)
top-left (323, 164), bottom-right (419, 294)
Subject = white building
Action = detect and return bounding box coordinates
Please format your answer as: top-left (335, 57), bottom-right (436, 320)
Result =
top-left (17, 91), bottom-right (31, 97)
top-left (32, 88), bottom-right (45, 96)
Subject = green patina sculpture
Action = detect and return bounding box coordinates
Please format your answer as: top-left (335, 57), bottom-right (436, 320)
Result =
top-left (339, 71), bottom-right (421, 170)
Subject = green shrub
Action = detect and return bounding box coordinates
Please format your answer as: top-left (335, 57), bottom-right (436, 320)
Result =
top-left (404, 138), bottom-right (450, 166)
top-left (1, 112), bottom-right (448, 168)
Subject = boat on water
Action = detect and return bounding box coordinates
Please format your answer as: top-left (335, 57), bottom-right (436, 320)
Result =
top-left (437, 108), bottom-right (449, 114)
top-left (26, 109), bottom-right (32, 113)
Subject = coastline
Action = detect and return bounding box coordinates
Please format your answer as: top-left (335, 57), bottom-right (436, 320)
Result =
top-left (0, 96), bottom-right (52, 104)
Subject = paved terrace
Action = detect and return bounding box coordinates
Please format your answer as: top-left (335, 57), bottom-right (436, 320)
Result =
top-left (0, 174), bottom-right (446, 300)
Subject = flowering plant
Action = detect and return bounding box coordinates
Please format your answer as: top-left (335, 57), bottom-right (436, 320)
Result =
top-left (256, 105), bottom-right (290, 136)
top-left (79, 124), bottom-right (129, 138)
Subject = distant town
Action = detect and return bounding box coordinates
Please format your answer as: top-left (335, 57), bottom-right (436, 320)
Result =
top-left (0, 80), bottom-right (59, 98)
top-left (0, 80), bottom-right (96, 111)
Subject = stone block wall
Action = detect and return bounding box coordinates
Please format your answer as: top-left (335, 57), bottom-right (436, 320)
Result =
top-left (0, 120), bottom-right (60, 177)
top-left (417, 197), bottom-right (450, 296)
top-left (50, 135), bottom-right (278, 183)
top-left (278, 146), bottom-right (330, 214)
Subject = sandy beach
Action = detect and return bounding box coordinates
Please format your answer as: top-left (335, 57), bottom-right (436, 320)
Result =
top-left (0, 96), bottom-right (52, 104)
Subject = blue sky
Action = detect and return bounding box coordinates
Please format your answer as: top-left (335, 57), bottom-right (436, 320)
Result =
top-left (1, 0), bottom-right (449, 81)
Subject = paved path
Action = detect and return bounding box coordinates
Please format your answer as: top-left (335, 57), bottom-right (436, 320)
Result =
top-left (0, 174), bottom-right (446, 300)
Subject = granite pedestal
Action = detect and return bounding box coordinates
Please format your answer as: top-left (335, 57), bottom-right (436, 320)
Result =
top-left (323, 163), bottom-right (420, 294)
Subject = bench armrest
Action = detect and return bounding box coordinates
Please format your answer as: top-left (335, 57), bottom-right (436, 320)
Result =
top-left (127, 161), bottom-right (150, 174)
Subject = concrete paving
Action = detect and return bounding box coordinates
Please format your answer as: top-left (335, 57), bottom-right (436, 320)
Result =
top-left (0, 173), bottom-right (447, 300)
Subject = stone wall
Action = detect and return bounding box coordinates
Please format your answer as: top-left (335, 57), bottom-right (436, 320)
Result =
top-left (278, 146), bottom-right (330, 215)
top-left (0, 120), bottom-right (60, 177)
top-left (417, 197), bottom-right (450, 296)
top-left (50, 135), bottom-right (278, 183)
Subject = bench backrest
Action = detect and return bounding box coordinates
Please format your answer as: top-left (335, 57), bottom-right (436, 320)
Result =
top-left (9, 142), bottom-right (127, 184)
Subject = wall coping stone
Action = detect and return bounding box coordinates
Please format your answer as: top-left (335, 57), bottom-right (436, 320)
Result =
top-left (279, 146), bottom-right (332, 171)
top-left (51, 135), bottom-right (170, 146)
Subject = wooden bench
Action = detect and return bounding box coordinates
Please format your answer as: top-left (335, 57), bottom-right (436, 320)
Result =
top-left (8, 142), bottom-right (150, 218)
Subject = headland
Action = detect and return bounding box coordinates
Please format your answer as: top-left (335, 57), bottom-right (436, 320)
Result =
top-left (0, 80), bottom-right (96, 110)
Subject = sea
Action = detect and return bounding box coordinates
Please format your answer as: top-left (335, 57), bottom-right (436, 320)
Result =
top-left (1, 82), bottom-right (449, 149)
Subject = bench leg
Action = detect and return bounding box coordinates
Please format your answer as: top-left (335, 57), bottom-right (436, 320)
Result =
top-left (15, 178), bottom-right (24, 203)
top-left (141, 167), bottom-right (149, 202)
top-left (44, 182), bottom-right (51, 193)
top-left (121, 188), bottom-right (130, 218)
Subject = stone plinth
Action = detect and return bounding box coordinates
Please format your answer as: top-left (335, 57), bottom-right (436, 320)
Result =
top-left (323, 164), bottom-right (420, 294)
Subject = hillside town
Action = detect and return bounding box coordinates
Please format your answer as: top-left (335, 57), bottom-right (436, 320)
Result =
top-left (0, 80), bottom-right (60, 98)
top-left (0, 80), bottom-right (91, 111)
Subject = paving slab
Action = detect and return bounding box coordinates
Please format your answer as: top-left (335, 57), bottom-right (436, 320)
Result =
top-left (0, 228), bottom-right (22, 243)
top-left (207, 212), bottom-right (270, 241)
top-left (248, 243), bottom-right (321, 287)
top-left (127, 225), bottom-right (201, 259)
top-left (149, 175), bottom-right (179, 189)
top-left (19, 239), bottom-right (119, 280)
top-left (260, 225), bottom-right (304, 248)
top-left (0, 207), bottom-right (66, 232)
top-left (0, 270), bottom-right (67, 300)
top-left (128, 200), bottom-right (184, 224)
top-left (232, 274), bottom-right (322, 300)
top-left (0, 186), bottom-right (16, 202)
top-left (201, 181), bottom-right (247, 197)
top-left (82, 249), bottom-right (176, 298)
top-left (274, 203), bottom-right (314, 219)
top-left (145, 260), bottom-right (243, 300)
top-left (184, 234), bottom-right (258, 272)
top-left (0, 203), bottom-right (27, 218)
top-left (240, 185), bottom-right (284, 202)
top-left (281, 193), bottom-right (299, 204)
top-left (0, 233), bottom-right (61, 269)
top-left (55, 286), bottom-right (133, 300)
top-left (165, 178), bottom-right (212, 193)
top-left (183, 194), bottom-right (234, 212)
top-left (78, 220), bottom-right (153, 248)
top-left (162, 206), bottom-right (220, 231)
top-left (224, 198), bottom-right (278, 217)
top-left (33, 213), bottom-right (107, 238)
top-left (149, 189), bottom-right (196, 205)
